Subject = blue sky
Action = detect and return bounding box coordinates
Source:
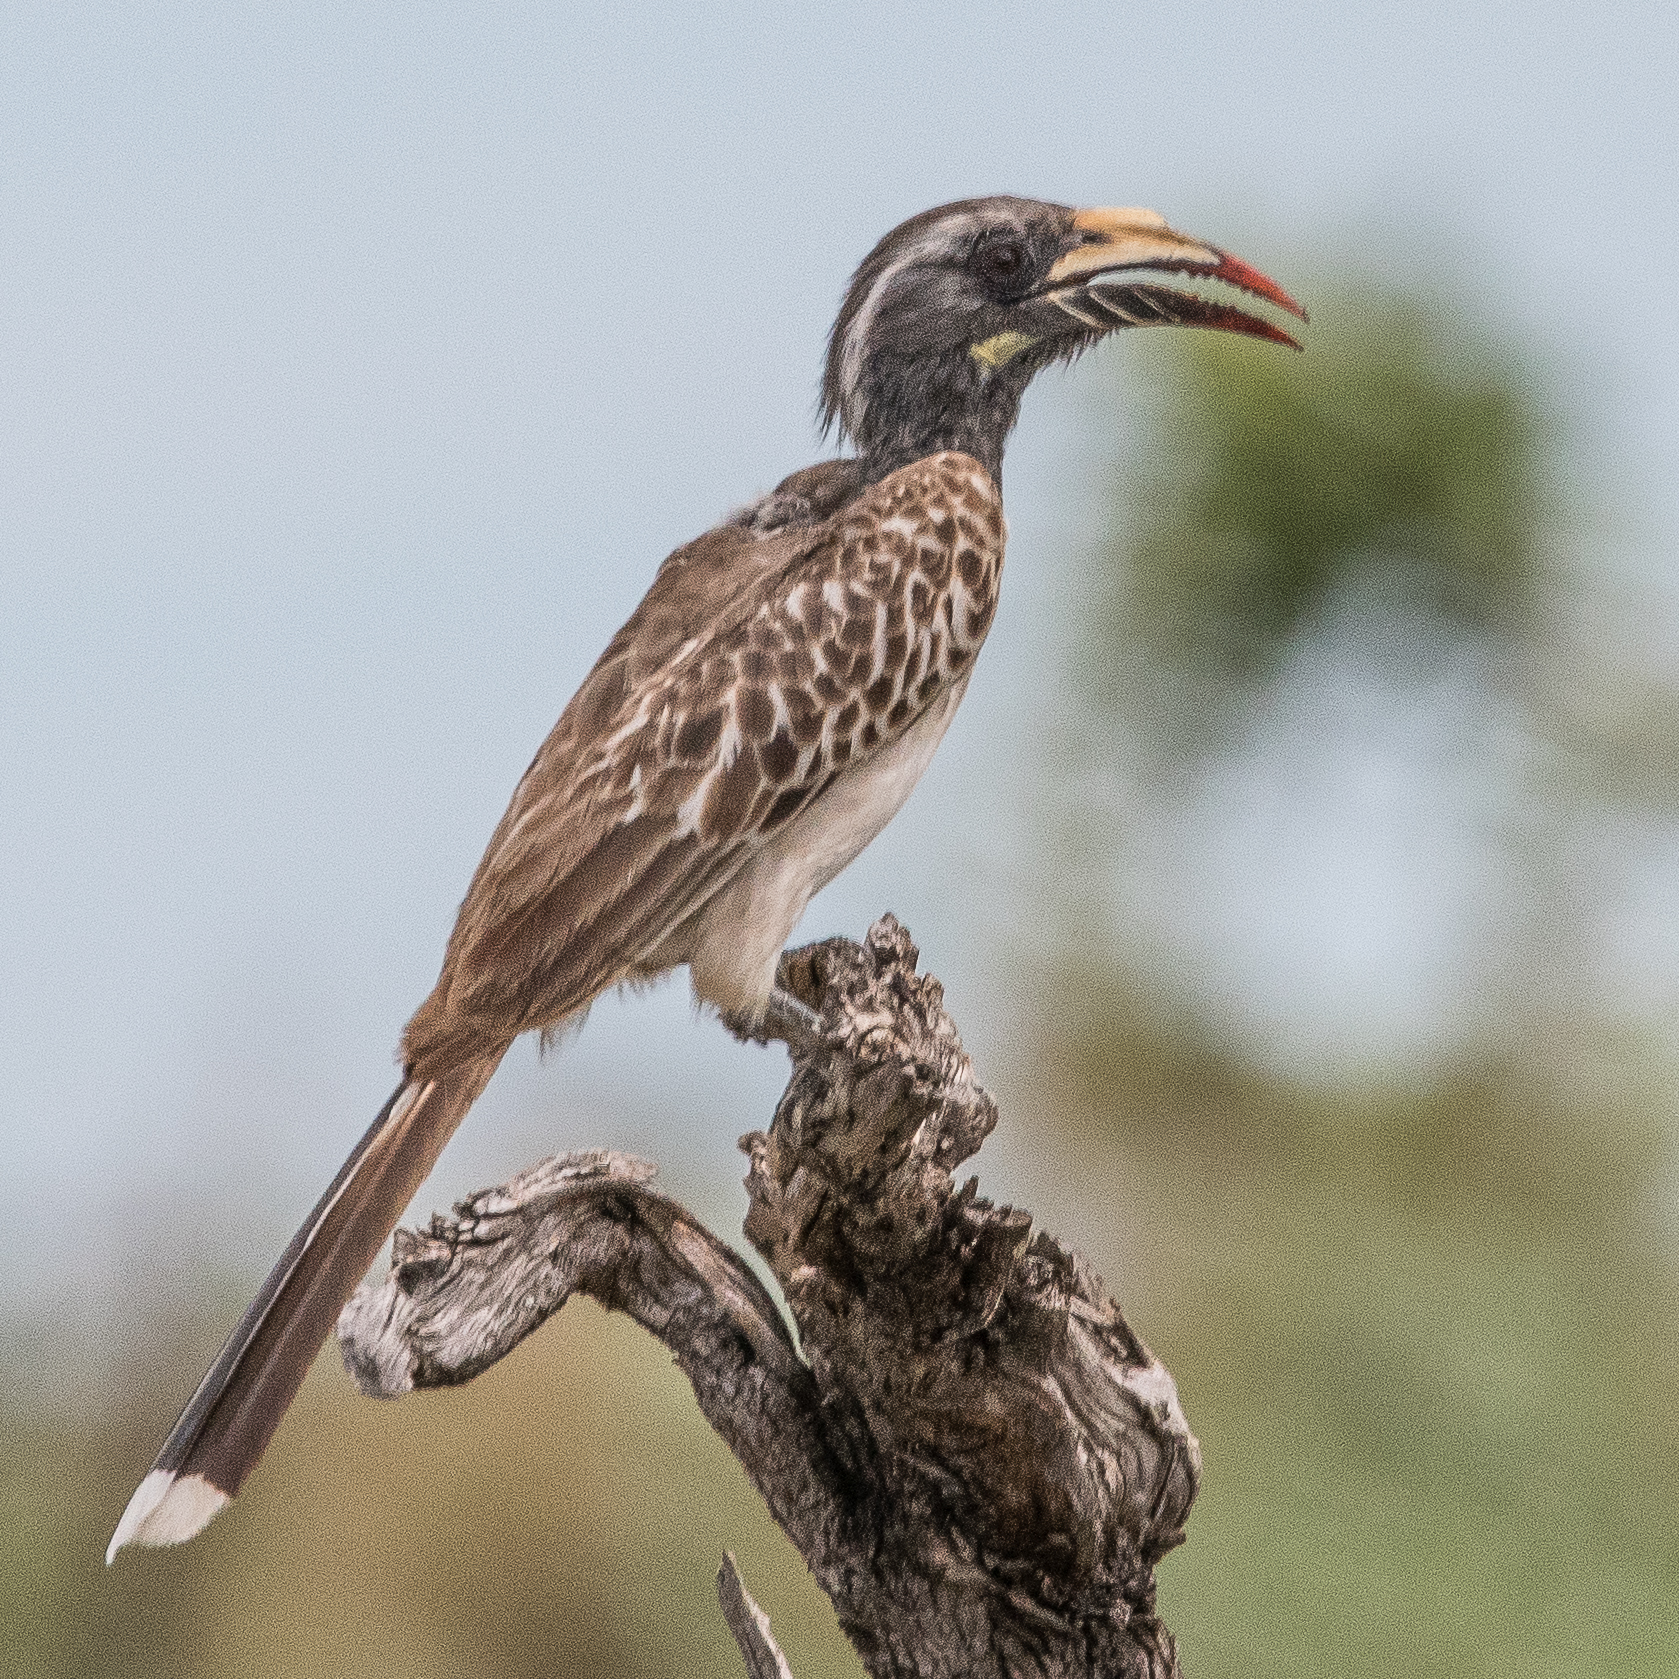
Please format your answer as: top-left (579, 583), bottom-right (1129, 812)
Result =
top-left (3, 2), bottom-right (1676, 1334)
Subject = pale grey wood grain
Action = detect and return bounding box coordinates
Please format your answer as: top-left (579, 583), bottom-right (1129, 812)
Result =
top-left (718, 1553), bottom-right (796, 1679)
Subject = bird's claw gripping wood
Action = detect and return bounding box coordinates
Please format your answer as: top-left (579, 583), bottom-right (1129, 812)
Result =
top-left (724, 984), bottom-right (825, 1052)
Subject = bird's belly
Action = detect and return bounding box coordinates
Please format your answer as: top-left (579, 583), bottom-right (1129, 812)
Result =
top-left (685, 675), bottom-right (970, 1019)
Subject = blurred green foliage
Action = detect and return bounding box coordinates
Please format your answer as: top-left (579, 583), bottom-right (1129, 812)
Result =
top-left (1016, 994), bottom-right (1679, 1676)
top-left (1024, 283), bottom-right (1679, 1674)
top-left (1105, 286), bottom-right (1552, 689)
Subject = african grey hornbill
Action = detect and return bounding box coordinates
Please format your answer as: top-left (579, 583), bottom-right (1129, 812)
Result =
top-left (108, 196), bottom-right (1302, 1560)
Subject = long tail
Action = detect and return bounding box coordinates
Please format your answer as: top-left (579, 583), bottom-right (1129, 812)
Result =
top-left (106, 1053), bottom-right (503, 1562)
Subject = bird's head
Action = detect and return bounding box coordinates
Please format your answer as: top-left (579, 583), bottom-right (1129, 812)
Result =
top-left (822, 196), bottom-right (1304, 479)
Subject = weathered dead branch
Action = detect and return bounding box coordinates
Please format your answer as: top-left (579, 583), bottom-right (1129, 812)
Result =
top-left (338, 916), bottom-right (1199, 1678)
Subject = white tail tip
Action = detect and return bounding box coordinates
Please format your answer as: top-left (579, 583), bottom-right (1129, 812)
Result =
top-left (105, 1469), bottom-right (230, 1564)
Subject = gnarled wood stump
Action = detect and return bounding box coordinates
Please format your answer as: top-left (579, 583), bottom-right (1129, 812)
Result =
top-left (338, 916), bottom-right (1199, 1678)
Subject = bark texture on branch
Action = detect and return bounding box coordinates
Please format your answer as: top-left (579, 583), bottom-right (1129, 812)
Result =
top-left (338, 916), bottom-right (1200, 1679)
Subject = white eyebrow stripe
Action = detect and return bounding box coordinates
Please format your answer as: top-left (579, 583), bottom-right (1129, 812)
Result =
top-left (838, 217), bottom-right (981, 439)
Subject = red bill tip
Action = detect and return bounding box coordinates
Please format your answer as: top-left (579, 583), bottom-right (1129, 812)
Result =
top-left (1209, 250), bottom-right (1309, 323)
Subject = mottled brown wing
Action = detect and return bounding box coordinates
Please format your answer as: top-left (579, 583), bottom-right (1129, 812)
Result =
top-left (405, 451), bottom-right (1003, 1072)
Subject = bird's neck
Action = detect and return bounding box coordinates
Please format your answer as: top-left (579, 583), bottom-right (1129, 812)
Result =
top-left (852, 353), bottom-right (1028, 486)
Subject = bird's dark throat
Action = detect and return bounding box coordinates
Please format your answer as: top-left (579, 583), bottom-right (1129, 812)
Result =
top-left (851, 345), bottom-right (1037, 487)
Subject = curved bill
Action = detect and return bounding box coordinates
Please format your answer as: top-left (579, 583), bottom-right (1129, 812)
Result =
top-left (1040, 206), bottom-right (1307, 349)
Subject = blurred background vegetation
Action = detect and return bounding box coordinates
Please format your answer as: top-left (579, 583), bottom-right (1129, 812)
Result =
top-left (7, 272), bottom-right (1678, 1676)
top-left (1014, 281), bottom-right (1679, 1674)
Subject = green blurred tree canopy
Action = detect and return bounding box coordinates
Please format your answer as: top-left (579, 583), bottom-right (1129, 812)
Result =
top-left (1111, 288), bottom-right (1553, 681)
top-left (1023, 276), bottom-right (1679, 1679)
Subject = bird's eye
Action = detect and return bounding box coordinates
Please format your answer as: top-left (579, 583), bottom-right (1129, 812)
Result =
top-left (973, 235), bottom-right (1028, 291)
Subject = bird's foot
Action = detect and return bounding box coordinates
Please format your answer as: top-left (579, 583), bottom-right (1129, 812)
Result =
top-left (726, 986), bottom-right (823, 1052)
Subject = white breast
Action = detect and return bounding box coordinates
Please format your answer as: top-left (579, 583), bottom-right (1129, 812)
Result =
top-left (685, 674), bottom-right (970, 1020)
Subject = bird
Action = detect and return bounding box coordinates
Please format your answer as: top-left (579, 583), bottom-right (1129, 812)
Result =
top-left (107, 195), bottom-right (1302, 1562)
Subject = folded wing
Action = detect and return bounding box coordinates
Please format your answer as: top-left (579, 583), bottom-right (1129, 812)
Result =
top-left (404, 450), bottom-right (1005, 1072)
